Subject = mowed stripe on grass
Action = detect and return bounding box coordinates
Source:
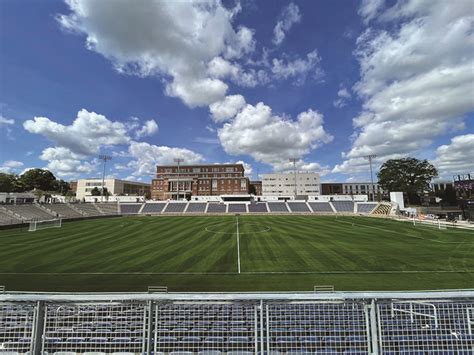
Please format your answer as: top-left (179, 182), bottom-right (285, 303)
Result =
top-left (0, 215), bottom-right (473, 291)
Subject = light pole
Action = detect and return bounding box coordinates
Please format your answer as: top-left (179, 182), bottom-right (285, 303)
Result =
top-left (174, 158), bottom-right (184, 200)
top-left (289, 158), bottom-right (298, 199)
top-left (364, 154), bottom-right (377, 201)
top-left (99, 155), bottom-right (112, 202)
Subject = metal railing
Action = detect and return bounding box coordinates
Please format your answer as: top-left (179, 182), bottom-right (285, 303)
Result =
top-left (1, 290), bottom-right (473, 354)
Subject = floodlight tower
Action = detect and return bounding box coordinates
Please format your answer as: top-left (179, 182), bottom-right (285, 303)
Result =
top-left (364, 154), bottom-right (377, 201)
top-left (289, 158), bottom-right (298, 199)
top-left (174, 158), bottom-right (184, 200)
top-left (99, 155), bottom-right (112, 202)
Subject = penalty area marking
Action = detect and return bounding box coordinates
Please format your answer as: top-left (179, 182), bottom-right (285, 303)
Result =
top-left (336, 218), bottom-right (474, 244)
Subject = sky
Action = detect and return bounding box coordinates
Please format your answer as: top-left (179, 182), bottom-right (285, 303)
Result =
top-left (0, 0), bottom-right (473, 184)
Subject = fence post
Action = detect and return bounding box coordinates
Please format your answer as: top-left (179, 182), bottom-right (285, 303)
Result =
top-left (369, 299), bottom-right (380, 355)
top-left (32, 300), bottom-right (46, 355)
top-left (145, 300), bottom-right (154, 355)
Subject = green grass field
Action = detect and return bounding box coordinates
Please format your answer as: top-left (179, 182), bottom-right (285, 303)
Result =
top-left (0, 215), bottom-right (473, 292)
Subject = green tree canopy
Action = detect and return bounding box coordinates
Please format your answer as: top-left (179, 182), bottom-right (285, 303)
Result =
top-left (19, 169), bottom-right (57, 191)
top-left (377, 158), bottom-right (438, 205)
top-left (90, 187), bottom-right (101, 196)
top-left (54, 179), bottom-right (71, 195)
top-left (0, 173), bottom-right (16, 192)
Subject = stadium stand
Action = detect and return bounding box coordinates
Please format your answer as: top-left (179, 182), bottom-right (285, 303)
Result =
top-left (1, 291), bottom-right (472, 354)
top-left (247, 202), bottom-right (268, 213)
top-left (308, 202), bottom-right (333, 213)
top-left (287, 202), bottom-right (311, 213)
top-left (185, 203), bottom-right (207, 213)
top-left (227, 204), bottom-right (247, 213)
top-left (71, 203), bottom-right (103, 217)
top-left (331, 200), bottom-right (354, 213)
top-left (357, 202), bottom-right (378, 214)
top-left (95, 202), bottom-right (119, 215)
top-left (120, 203), bottom-right (143, 214)
top-left (0, 209), bottom-right (23, 225)
top-left (2, 204), bottom-right (55, 221)
top-left (44, 203), bottom-right (84, 219)
top-left (267, 202), bottom-right (289, 213)
top-left (164, 202), bottom-right (188, 213)
top-left (142, 202), bottom-right (166, 213)
top-left (372, 202), bottom-right (392, 216)
top-left (207, 203), bottom-right (227, 213)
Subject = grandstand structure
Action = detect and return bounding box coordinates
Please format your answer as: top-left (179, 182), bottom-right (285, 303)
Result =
top-left (0, 201), bottom-right (388, 225)
top-left (0, 290), bottom-right (473, 354)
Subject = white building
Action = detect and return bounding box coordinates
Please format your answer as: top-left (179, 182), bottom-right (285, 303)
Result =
top-left (261, 172), bottom-right (320, 198)
top-left (75, 178), bottom-right (151, 201)
top-left (342, 183), bottom-right (382, 201)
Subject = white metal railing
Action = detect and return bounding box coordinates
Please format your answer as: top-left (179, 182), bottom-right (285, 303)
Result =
top-left (1, 291), bottom-right (473, 354)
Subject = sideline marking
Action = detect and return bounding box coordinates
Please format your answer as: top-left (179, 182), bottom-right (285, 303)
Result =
top-left (236, 215), bottom-right (241, 274)
top-left (0, 270), bottom-right (473, 275)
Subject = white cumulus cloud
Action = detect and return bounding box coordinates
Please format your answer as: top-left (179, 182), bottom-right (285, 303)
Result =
top-left (209, 94), bottom-right (246, 122)
top-left (0, 160), bottom-right (24, 174)
top-left (336, 0), bottom-right (474, 173)
top-left (434, 134), bottom-right (474, 176)
top-left (218, 103), bottom-right (333, 169)
top-left (135, 119), bottom-right (158, 139)
top-left (127, 141), bottom-right (204, 177)
top-left (58, 0), bottom-right (255, 107)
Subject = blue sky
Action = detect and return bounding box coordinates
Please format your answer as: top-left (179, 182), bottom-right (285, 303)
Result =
top-left (0, 0), bottom-right (473, 183)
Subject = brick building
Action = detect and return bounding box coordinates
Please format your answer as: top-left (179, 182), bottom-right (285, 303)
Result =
top-left (249, 181), bottom-right (262, 196)
top-left (151, 164), bottom-right (250, 200)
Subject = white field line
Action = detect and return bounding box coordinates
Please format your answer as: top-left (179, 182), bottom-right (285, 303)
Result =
top-left (1, 270), bottom-right (473, 275)
top-left (336, 219), bottom-right (474, 244)
top-left (236, 215), bottom-right (241, 274)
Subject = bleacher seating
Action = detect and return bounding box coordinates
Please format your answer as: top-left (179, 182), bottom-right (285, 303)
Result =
top-left (331, 201), bottom-right (354, 213)
top-left (0, 209), bottom-right (23, 225)
top-left (186, 203), bottom-right (207, 213)
top-left (120, 204), bottom-right (143, 214)
top-left (356, 203), bottom-right (378, 214)
top-left (247, 202), bottom-right (268, 213)
top-left (142, 202), bottom-right (166, 213)
top-left (287, 202), bottom-right (310, 213)
top-left (164, 203), bottom-right (188, 213)
top-left (41, 303), bottom-right (145, 354)
top-left (227, 204), bottom-right (247, 213)
top-left (207, 203), bottom-right (226, 213)
top-left (71, 203), bottom-right (103, 216)
top-left (308, 202), bottom-right (333, 212)
top-left (45, 204), bottom-right (84, 218)
top-left (267, 202), bottom-right (289, 213)
top-left (95, 203), bottom-right (119, 215)
top-left (3, 204), bottom-right (54, 221)
top-left (372, 202), bottom-right (392, 216)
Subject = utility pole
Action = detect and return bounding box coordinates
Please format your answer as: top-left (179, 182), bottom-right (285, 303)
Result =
top-left (364, 154), bottom-right (377, 201)
top-left (174, 158), bottom-right (184, 200)
top-left (99, 155), bottom-right (112, 203)
top-left (289, 158), bottom-right (298, 199)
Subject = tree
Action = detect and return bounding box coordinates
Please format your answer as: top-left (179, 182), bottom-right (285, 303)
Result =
top-left (0, 173), bottom-right (16, 192)
top-left (90, 187), bottom-right (109, 196)
top-left (377, 157), bottom-right (438, 205)
top-left (54, 179), bottom-right (70, 195)
top-left (90, 187), bottom-right (101, 196)
top-left (19, 168), bottom-right (57, 191)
